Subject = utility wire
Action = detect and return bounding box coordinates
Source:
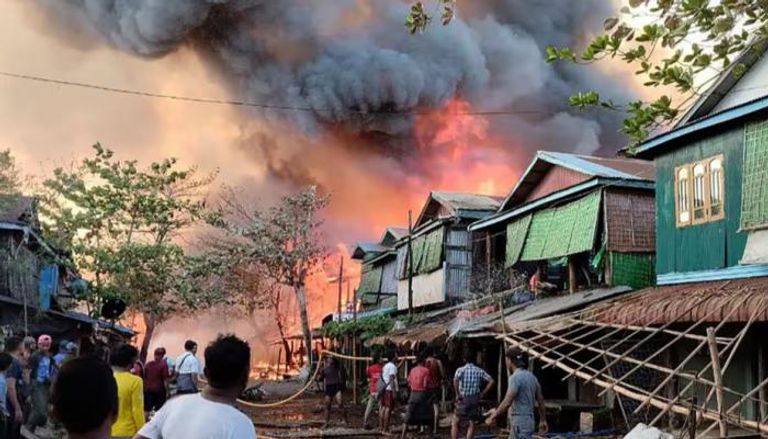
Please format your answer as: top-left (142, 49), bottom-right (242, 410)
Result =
top-left (0, 70), bottom-right (546, 116)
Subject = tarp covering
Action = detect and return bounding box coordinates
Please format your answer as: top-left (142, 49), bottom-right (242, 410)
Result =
top-left (742, 120), bottom-right (768, 230)
top-left (398, 226), bottom-right (445, 278)
top-left (520, 191), bottom-right (601, 261)
top-left (741, 229), bottom-right (768, 264)
top-left (609, 252), bottom-right (655, 289)
top-left (504, 214), bottom-right (532, 267)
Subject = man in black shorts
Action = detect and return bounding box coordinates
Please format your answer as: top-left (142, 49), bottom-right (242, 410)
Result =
top-left (317, 357), bottom-right (348, 428)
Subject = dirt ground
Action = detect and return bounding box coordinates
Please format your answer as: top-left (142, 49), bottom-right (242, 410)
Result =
top-left (242, 380), bottom-right (502, 439)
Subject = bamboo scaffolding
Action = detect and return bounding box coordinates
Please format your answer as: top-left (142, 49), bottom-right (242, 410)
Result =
top-left (500, 334), bottom-right (768, 435)
top-left (642, 295), bottom-right (768, 421)
top-left (571, 319), bottom-right (732, 345)
top-left (562, 292), bottom-right (719, 380)
top-left (614, 292), bottom-right (755, 404)
top-left (527, 325), bottom-right (758, 407)
top-left (580, 290), bottom-right (727, 385)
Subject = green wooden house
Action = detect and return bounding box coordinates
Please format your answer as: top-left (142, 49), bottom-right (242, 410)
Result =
top-left (469, 151), bottom-right (656, 294)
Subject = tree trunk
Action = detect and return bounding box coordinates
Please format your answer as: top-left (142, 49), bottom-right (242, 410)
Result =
top-left (140, 312), bottom-right (157, 363)
top-left (274, 312), bottom-right (293, 368)
top-left (294, 283), bottom-right (313, 370)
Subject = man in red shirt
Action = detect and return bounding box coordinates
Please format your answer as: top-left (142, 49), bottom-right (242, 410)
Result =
top-left (143, 347), bottom-right (171, 417)
top-left (363, 354), bottom-right (384, 429)
top-left (424, 346), bottom-right (445, 434)
top-left (401, 354), bottom-right (433, 438)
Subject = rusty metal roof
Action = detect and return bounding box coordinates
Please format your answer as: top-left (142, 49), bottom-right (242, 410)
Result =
top-left (367, 323), bottom-right (448, 347)
top-left (590, 277), bottom-right (768, 325)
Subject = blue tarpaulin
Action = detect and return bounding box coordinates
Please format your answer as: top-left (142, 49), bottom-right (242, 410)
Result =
top-left (38, 265), bottom-right (58, 311)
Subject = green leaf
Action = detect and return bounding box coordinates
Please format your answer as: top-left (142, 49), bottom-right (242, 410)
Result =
top-left (604, 17), bottom-right (620, 31)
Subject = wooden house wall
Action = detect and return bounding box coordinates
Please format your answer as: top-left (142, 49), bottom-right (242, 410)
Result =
top-left (604, 188), bottom-right (656, 253)
top-left (655, 126), bottom-right (748, 275)
top-left (446, 228), bottom-right (471, 299)
top-left (524, 166), bottom-right (589, 203)
top-left (0, 231), bottom-right (41, 307)
top-left (380, 258), bottom-right (398, 295)
top-left (396, 269), bottom-right (445, 309)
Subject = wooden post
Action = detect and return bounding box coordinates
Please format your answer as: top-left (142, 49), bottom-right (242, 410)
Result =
top-left (706, 327), bottom-right (727, 438)
top-left (497, 344), bottom-right (504, 403)
top-left (337, 256), bottom-right (344, 320)
top-left (353, 293), bottom-right (358, 405)
top-left (760, 343), bottom-right (767, 422)
top-left (568, 256), bottom-right (577, 294)
top-left (688, 397), bottom-right (697, 439)
top-left (485, 232), bottom-right (492, 293)
top-left (408, 210), bottom-right (414, 317)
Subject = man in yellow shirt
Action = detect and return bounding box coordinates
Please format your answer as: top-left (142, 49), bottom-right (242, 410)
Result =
top-left (110, 344), bottom-right (144, 438)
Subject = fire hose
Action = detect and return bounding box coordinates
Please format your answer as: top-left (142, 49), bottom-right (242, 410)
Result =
top-left (199, 349), bottom-right (414, 409)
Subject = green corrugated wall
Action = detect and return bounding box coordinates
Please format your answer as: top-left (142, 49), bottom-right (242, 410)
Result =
top-left (655, 126), bottom-right (748, 275)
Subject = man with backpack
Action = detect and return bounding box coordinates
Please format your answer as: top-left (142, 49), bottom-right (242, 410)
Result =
top-left (174, 340), bottom-right (201, 395)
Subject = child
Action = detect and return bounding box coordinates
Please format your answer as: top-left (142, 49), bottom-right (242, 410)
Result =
top-left (0, 351), bottom-right (15, 437)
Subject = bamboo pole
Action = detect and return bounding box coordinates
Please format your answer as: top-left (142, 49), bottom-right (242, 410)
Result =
top-left (701, 373), bottom-right (768, 436)
top-left (407, 210), bottom-right (414, 317)
top-left (707, 327), bottom-right (727, 438)
top-left (568, 256), bottom-right (577, 294)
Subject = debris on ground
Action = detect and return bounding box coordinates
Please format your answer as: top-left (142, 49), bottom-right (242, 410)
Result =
top-left (623, 423), bottom-right (674, 439)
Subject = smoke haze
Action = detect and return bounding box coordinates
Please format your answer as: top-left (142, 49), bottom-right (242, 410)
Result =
top-left (2, 0), bottom-right (644, 353)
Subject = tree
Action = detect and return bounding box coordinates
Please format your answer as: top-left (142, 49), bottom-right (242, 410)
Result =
top-left (211, 186), bottom-right (330, 369)
top-left (40, 144), bottom-right (221, 360)
top-left (410, 1), bottom-right (766, 146)
top-left (198, 232), bottom-right (296, 368)
top-left (0, 150), bottom-right (20, 195)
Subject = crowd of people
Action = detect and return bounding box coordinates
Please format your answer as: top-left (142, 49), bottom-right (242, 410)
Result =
top-left (0, 331), bottom-right (548, 439)
top-left (0, 333), bottom-right (257, 439)
top-left (318, 345), bottom-right (548, 439)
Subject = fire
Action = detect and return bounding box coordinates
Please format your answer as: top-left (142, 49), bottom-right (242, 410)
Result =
top-left (411, 98), bottom-right (523, 198)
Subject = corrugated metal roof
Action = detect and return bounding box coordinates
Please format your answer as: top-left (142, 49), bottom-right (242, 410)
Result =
top-left (351, 242), bottom-right (389, 259)
top-left (541, 152), bottom-right (655, 180)
top-left (462, 286), bottom-right (633, 336)
top-left (0, 195), bottom-right (35, 224)
top-left (592, 277), bottom-right (768, 325)
top-left (499, 151), bottom-right (654, 211)
top-left (431, 191), bottom-right (501, 212)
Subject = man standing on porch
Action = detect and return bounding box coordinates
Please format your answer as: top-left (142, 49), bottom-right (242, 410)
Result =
top-left (485, 348), bottom-right (548, 439)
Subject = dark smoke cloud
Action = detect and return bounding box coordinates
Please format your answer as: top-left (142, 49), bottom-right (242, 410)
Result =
top-left (32, 0), bottom-right (633, 179)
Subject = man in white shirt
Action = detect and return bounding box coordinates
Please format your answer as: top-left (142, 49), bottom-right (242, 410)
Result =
top-left (137, 334), bottom-right (257, 439)
top-left (174, 340), bottom-right (202, 394)
top-left (379, 350), bottom-right (398, 433)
